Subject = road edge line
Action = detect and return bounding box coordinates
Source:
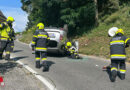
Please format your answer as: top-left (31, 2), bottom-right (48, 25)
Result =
top-left (14, 60), bottom-right (57, 90)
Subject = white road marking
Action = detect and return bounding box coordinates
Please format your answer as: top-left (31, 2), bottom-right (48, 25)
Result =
top-left (11, 56), bottom-right (56, 90)
top-left (16, 60), bottom-right (57, 90)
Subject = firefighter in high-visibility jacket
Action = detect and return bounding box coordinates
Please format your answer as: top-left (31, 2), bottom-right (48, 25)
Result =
top-left (0, 16), bottom-right (15, 60)
top-left (31, 23), bottom-right (50, 71)
top-left (110, 29), bottom-right (130, 82)
top-left (65, 42), bottom-right (80, 59)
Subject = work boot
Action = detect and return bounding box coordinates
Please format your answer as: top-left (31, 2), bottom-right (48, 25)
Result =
top-left (42, 61), bottom-right (49, 72)
top-left (0, 54), bottom-right (3, 60)
top-left (0, 57), bottom-right (2, 60)
top-left (5, 54), bottom-right (10, 61)
top-left (35, 61), bottom-right (40, 68)
top-left (119, 73), bottom-right (125, 80)
top-left (110, 70), bottom-right (117, 82)
top-left (5, 57), bottom-right (10, 61)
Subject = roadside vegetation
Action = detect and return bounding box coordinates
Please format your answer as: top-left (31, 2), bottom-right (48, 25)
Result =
top-left (20, 0), bottom-right (130, 61)
top-left (78, 6), bottom-right (130, 61)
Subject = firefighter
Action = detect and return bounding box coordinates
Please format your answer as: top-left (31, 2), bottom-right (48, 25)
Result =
top-left (110, 29), bottom-right (130, 82)
top-left (0, 16), bottom-right (15, 60)
top-left (31, 23), bottom-right (50, 71)
top-left (65, 41), bottom-right (80, 59)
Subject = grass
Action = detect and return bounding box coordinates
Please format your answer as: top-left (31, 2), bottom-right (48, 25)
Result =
top-left (19, 26), bottom-right (36, 44)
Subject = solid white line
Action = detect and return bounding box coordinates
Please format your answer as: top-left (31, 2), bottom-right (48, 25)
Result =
top-left (15, 60), bottom-right (57, 90)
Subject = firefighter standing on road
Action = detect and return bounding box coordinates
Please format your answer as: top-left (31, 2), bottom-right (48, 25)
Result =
top-left (0, 16), bottom-right (15, 60)
top-left (110, 29), bottom-right (130, 82)
top-left (31, 23), bottom-right (50, 71)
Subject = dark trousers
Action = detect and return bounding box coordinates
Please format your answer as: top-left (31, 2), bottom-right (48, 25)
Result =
top-left (111, 60), bottom-right (126, 74)
top-left (35, 51), bottom-right (47, 61)
top-left (0, 41), bottom-right (11, 59)
top-left (10, 40), bottom-right (14, 52)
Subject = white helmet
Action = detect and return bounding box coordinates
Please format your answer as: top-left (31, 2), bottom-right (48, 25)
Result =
top-left (108, 27), bottom-right (118, 37)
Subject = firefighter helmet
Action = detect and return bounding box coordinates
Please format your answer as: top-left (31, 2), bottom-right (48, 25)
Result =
top-left (116, 29), bottom-right (124, 35)
top-left (66, 42), bottom-right (72, 47)
top-left (7, 16), bottom-right (14, 22)
top-left (37, 23), bottom-right (44, 29)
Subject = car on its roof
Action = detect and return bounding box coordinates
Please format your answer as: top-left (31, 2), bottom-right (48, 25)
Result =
top-left (45, 27), bottom-right (68, 54)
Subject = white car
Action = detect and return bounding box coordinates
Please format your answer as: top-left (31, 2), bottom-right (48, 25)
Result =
top-left (45, 28), bottom-right (68, 54)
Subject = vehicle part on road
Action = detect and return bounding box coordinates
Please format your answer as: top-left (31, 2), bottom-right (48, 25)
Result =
top-left (108, 27), bottom-right (118, 37)
top-left (102, 65), bottom-right (111, 71)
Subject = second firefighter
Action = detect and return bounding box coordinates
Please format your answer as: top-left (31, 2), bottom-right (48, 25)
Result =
top-left (32, 23), bottom-right (50, 71)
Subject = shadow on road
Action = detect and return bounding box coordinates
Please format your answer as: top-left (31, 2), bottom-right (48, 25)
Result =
top-left (47, 53), bottom-right (67, 58)
top-left (13, 56), bottom-right (29, 61)
top-left (0, 61), bottom-right (18, 75)
top-left (13, 50), bottom-right (23, 53)
top-left (47, 61), bottom-right (55, 67)
top-left (40, 61), bottom-right (55, 72)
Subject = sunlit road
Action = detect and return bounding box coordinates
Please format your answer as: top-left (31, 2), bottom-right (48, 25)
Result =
top-left (12, 40), bottom-right (130, 90)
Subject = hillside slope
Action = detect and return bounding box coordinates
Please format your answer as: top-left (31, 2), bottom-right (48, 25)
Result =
top-left (78, 6), bottom-right (130, 61)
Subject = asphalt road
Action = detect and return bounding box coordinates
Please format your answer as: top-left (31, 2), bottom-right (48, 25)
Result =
top-left (0, 60), bottom-right (47, 90)
top-left (12, 41), bottom-right (130, 90)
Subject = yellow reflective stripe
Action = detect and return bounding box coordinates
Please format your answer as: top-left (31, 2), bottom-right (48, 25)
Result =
top-left (125, 38), bottom-right (130, 44)
top-left (111, 54), bottom-right (126, 57)
top-left (36, 47), bottom-right (47, 50)
top-left (42, 58), bottom-right (47, 61)
top-left (35, 57), bottom-right (40, 60)
top-left (11, 46), bottom-right (14, 48)
top-left (47, 37), bottom-right (50, 39)
top-left (120, 69), bottom-right (126, 72)
top-left (111, 67), bottom-right (117, 71)
top-left (38, 35), bottom-right (47, 37)
top-left (1, 38), bottom-right (8, 40)
top-left (6, 51), bottom-right (10, 54)
top-left (0, 24), bottom-right (2, 28)
top-left (110, 40), bottom-right (124, 44)
top-left (33, 35), bottom-right (37, 38)
top-left (32, 41), bottom-right (36, 44)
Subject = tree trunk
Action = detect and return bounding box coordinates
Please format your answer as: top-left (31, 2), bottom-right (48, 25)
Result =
top-left (94, 0), bottom-right (98, 26)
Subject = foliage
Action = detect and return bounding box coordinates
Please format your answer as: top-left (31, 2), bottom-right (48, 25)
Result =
top-left (21, 0), bottom-right (129, 36)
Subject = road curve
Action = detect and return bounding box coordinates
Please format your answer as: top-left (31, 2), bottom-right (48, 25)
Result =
top-left (12, 41), bottom-right (130, 90)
